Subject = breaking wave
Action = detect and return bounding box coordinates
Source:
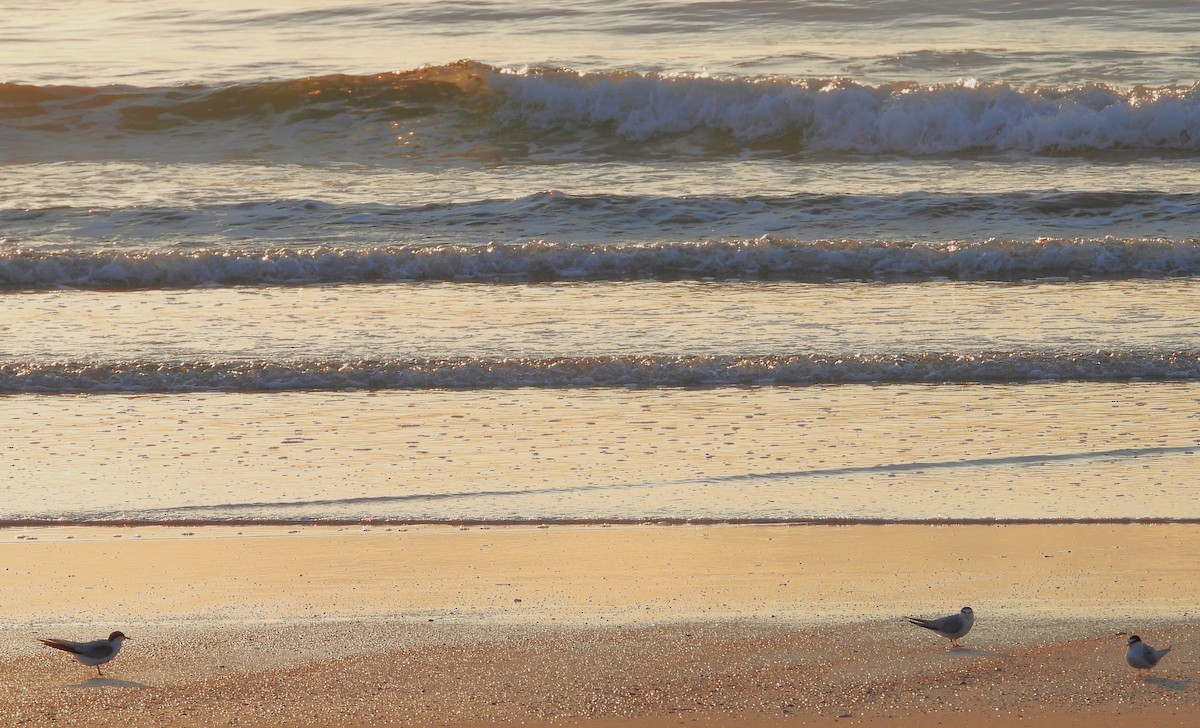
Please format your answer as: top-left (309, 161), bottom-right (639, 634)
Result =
top-left (2, 62), bottom-right (1199, 163)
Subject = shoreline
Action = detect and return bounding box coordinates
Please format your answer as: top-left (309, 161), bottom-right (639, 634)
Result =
top-left (6, 516), bottom-right (1200, 527)
top-left (3, 523), bottom-right (1196, 726)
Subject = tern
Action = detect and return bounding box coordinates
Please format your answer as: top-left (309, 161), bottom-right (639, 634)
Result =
top-left (39, 631), bottom-right (130, 676)
top-left (906, 606), bottom-right (974, 647)
top-left (1126, 635), bottom-right (1171, 672)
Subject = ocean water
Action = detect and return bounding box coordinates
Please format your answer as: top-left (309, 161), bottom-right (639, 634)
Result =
top-left (2, 0), bottom-right (1199, 524)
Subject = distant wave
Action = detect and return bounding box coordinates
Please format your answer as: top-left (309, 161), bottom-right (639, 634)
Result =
top-left (2, 62), bottom-right (1198, 162)
top-left (4, 352), bottom-right (1198, 393)
top-left (5, 191), bottom-right (1199, 248)
top-left (3, 238), bottom-right (1200, 290)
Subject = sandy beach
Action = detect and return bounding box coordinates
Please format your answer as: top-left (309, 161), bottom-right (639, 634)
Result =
top-left (2, 523), bottom-right (1196, 726)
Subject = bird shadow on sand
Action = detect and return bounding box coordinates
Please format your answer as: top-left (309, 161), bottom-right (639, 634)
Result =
top-left (71, 677), bottom-right (150, 689)
top-left (1144, 675), bottom-right (1190, 691)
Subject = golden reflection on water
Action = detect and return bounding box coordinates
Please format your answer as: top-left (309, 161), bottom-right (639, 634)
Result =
top-left (2, 382), bottom-right (1197, 523)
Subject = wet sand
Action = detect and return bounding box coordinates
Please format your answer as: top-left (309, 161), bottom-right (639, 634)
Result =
top-left (1, 524), bottom-right (1197, 726)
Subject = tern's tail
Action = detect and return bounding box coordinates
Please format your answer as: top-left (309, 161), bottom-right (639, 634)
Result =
top-left (905, 617), bottom-right (932, 629)
top-left (1157, 646), bottom-right (1173, 660)
top-left (38, 638), bottom-right (78, 654)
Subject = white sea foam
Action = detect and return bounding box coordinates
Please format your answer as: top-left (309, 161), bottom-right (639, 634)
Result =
top-left (492, 72), bottom-right (1200, 154)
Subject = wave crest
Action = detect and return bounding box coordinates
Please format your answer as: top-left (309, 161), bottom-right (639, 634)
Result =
top-left (3, 64), bottom-right (1199, 162)
top-left (4, 352), bottom-right (1198, 393)
top-left (2, 238), bottom-right (1199, 290)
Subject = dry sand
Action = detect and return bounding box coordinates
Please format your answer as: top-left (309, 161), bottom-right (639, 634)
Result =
top-left (1, 524), bottom-right (1196, 726)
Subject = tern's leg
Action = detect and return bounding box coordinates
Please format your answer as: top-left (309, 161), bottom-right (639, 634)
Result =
top-left (96, 665), bottom-right (103, 677)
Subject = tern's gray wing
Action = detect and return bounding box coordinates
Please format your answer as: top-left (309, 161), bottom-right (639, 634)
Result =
top-left (912, 613), bottom-right (963, 632)
top-left (1131, 643), bottom-right (1157, 666)
top-left (1138, 643), bottom-right (1171, 666)
top-left (74, 640), bottom-right (116, 659)
top-left (39, 638), bottom-right (114, 659)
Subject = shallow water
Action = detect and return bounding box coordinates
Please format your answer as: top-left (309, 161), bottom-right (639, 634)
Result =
top-left (4, 383), bottom-right (1198, 523)
top-left (2, 279), bottom-right (1198, 361)
top-left (2, 1), bottom-right (1198, 524)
